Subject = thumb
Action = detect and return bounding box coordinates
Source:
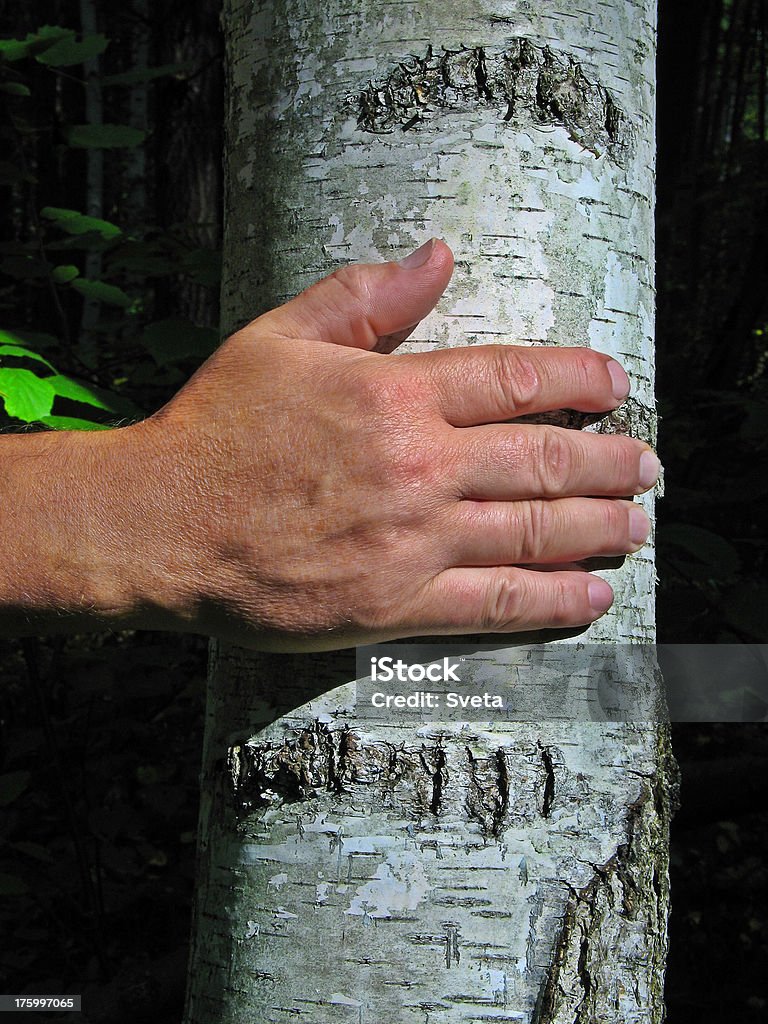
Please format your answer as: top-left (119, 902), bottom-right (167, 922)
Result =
top-left (256, 238), bottom-right (454, 353)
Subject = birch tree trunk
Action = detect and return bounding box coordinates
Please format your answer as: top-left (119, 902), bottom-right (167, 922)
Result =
top-left (184, 2), bottom-right (674, 1021)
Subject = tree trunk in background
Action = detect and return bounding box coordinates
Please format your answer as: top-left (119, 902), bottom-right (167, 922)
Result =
top-left (79, 0), bottom-right (103, 349)
top-left (120, 0), bottom-right (149, 231)
top-left (153, 0), bottom-right (224, 329)
top-left (185, 2), bottom-right (673, 1022)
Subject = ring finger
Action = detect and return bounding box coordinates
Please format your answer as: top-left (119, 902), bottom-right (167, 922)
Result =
top-left (451, 497), bottom-right (650, 567)
top-left (448, 423), bottom-right (659, 500)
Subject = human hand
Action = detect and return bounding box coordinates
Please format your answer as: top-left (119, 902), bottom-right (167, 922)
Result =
top-left (96, 238), bottom-right (655, 651)
top-left (0, 239), bottom-right (658, 649)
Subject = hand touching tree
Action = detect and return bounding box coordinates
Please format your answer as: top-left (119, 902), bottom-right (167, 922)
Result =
top-left (0, 239), bottom-right (658, 650)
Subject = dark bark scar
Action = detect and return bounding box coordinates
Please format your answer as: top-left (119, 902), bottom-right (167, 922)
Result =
top-left (351, 41), bottom-right (632, 163)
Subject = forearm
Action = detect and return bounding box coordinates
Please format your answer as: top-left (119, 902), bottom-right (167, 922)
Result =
top-left (0, 426), bottom-right (181, 637)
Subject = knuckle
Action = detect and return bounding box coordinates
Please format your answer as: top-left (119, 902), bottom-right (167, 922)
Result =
top-left (351, 363), bottom-right (421, 420)
top-left (614, 440), bottom-right (638, 487)
top-left (483, 571), bottom-right (525, 628)
top-left (351, 364), bottom-right (396, 410)
top-left (349, 369), bottom-right (447, 493)
top-left (352, 356), bottom-right (423, 411)
top-left (515, 500), bottom-right (553, 562)
top-left (600, 498), bottom-right (627, 541)
top-left (327, 263), bottom-right (371, 306)
top-left (596, 435), bottom-right (637, 487)
top-left (387, 435), bottom-right (441, 492)
top-left (536, 428), bottom-right (576, 496)
top-left (549, 576), bottom-right (577, 627)
top-left (490, 347), bottom-right (543, 414)
top-left (572, 348), bottom-right (599, 391)
top-left (482, 572), bottom-right (580, 631)
top-left (590, 499), bottom-right (632, 553)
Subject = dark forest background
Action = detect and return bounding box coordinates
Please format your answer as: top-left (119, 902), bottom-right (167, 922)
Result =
top-left (1, 0), bottom-right (767, 1020)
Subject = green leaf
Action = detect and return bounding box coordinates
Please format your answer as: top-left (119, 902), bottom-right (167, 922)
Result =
top-left (0, 344), bottom-right (56, 370)
top-left (70, 277), bottom-right (132, 308)
top-left (63, 124), bottom-right (146, 149)
top-left (140, 318), bottom-right (219, 366)
top-left (0, 872), bottom-right (28, 896)
top-left (0, 81), bottom-right (31, 96)
top-left (32, 26), bottom-right (75, 45)
top-left (41, 206), bottom-right (122, 240)
top-left (36, 32), bottom-right (108, 67)
top-left (0, 329), bottom-right (58, 350)
top-left (0, 770), bottom-right (30, 807)
top-left (39, 414), bottom-right (110, 431)
top-left (0, 368), bottom-right (55, 420)
top-left (0, 38), bottom-right (34, 61)
top-left (52, 264), bottom-right (79, 283)
top-left (47, 374), bottom-right (115, 410)
top-left (102, 61), bottom-right (192, 86)
top-left (0, 26), bottom-right (72, 62)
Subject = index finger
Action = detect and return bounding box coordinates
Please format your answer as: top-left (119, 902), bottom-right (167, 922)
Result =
top-left (415, 344), bottom-right (629, 427)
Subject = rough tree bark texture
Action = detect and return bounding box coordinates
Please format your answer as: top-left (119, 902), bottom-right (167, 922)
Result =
top-left (185, 2), bottom-right (674, 1022)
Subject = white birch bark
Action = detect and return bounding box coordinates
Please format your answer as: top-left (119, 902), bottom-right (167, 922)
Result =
top-left (184, 2), bottom-right (674, 1021)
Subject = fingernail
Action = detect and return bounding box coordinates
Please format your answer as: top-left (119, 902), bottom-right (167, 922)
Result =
top-left (588, 578), bottom-right (614, 615)
top-left (398, 238), bottom-right (436, 269)
top-left (629, 506), bottom-right (651, 548)
top-left (638, 450), bottom-right (660, 491)
top-left (607, 359), bottom-right (630, 401)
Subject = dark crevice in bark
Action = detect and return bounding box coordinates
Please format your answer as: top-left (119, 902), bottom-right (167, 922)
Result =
top-left (334, 725), bottom-right (355, 793)
top-left (464, 746), bottom-right (512, 838)
top-left (353, 40), bottom-right (632, 161)
top-left (422, 742), bottom-right (447, 816)
top-left (493, 747), bottom-right (510, 837)
top-left (534, 901), bottom-right (577, 1024)
top-left (539, 743), bottom-right (556, 819)
top-left (576, 929), bottom-right (593, 1012)
top-left (444, 923), bottom-right (461, 968)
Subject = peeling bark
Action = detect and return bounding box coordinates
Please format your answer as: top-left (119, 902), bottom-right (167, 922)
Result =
top-left (184, 1), bottom-right (670, 1022)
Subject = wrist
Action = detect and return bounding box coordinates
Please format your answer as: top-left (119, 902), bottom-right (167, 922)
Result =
top-left (0, 423), bottom-right (202, 637)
